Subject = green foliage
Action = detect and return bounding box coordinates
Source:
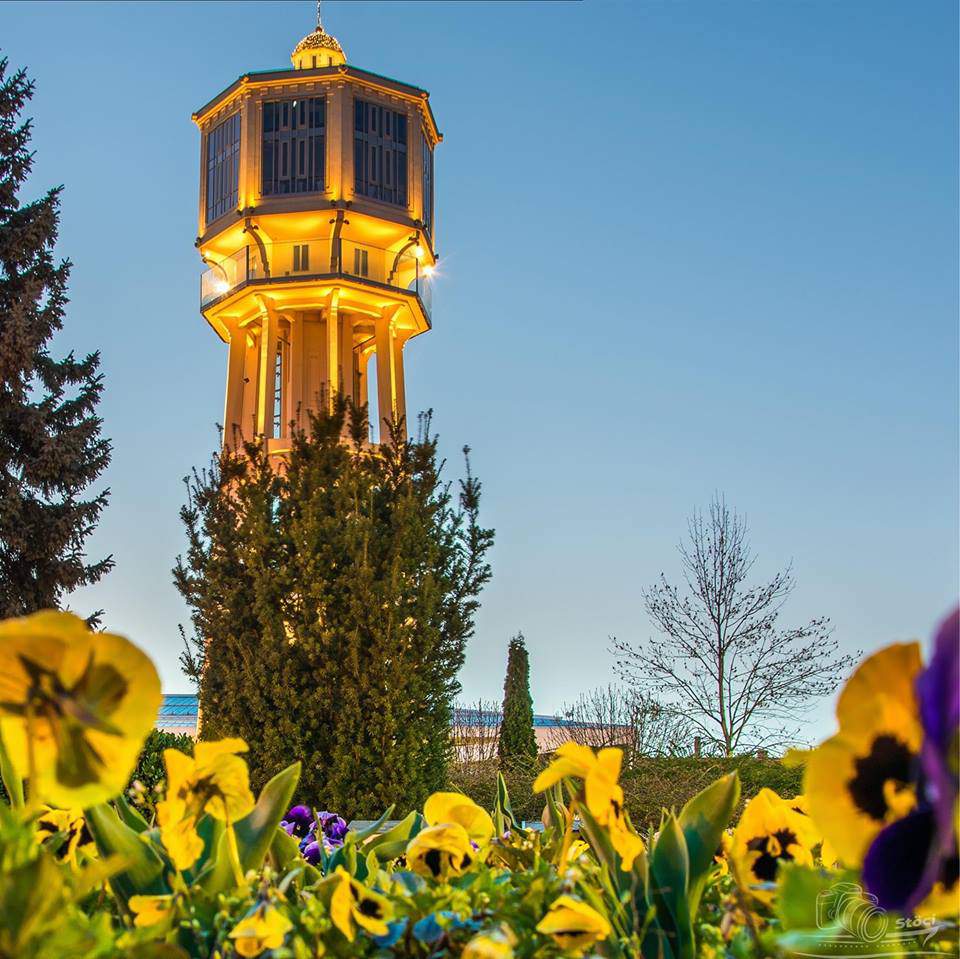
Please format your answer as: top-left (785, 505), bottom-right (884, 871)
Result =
top-left (175, 404), bottom-right (493, 817)
top-left (497, 633), bottom-right (538, 767)
top-left (0, 60), bottom-right (112, 620)
top-left (449, 754), bottom-right (803, 827)
top-left (131, 730), bottom-right (195, 792)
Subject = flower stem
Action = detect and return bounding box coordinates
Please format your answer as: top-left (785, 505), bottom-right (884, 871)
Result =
top-left (0, 731), bottom-right (24, 809)
top-left (225, 814), bottom-right (246, 888)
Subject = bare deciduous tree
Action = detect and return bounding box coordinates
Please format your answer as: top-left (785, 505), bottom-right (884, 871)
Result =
top-left (547, 685), bottom-right (690, 762)
top-left (612, 497), bottom-right (858, 755)
top-left (451, 700), bottom-right (502, 764)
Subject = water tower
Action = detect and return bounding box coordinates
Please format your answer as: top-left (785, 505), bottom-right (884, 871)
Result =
top-left (192, 8), bottom-right (440, 450)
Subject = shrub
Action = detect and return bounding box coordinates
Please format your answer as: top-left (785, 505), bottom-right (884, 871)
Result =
top-left (447, 754), bottom-right (802, 827)
top-left (130, 729), bottom-right (195, 792)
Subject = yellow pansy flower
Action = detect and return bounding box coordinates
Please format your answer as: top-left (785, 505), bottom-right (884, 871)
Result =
top-left (156, 738), bottom-right (255, 870)
top-left (36, 806), bottom-right (96, 866)
top-left (713, 829), bottom-right (733, 876)
top-left (229, 903), bottom-right (293, 957)
top-left (0, 611), bottom-right (161, 808)
top-left (462, 926), bottom-right (516, 959)
top-left (533, 742), bottom-right (598, 790)
top-left (805, 643), bottom-right (923, 866)
top-left (607, 809), bottom-right (645, 871)
top-left (731, 789), bottom-right (819, 905)
top-left (536, 895), bottom-right (611, 955)
top-left (406, 823), bottom-right (476, 880)
top-left (534, 742), bottom-right (644, 870)
top-left (423, 791), bottom-right (494, 845)
top-left (129, 894), bottom-right (175, 929)
top-left (328, 866), bottom-right (393, 941)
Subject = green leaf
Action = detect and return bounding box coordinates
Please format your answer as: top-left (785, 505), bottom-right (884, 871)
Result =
top-left (678, 772), bottom-right (739, 913)
top-left (269, 823), bottom-right (302, 872)
top-left (114, 793), bottom-right (151, 833)
top-left (776, 863), bottom-right (862, 932)
top-left (199, 761), bottom-right (301, 894)
top-left (351, 805), bottom-right (396, 842)
top-left (649, 813), bottom-right (693, 959)
top-left (494, 772), bottom-right (520, 833)
top-left (182, 814), bottom-right (224, 884)
top-left (362, 811), bottom-right (422, 862)
top-left (85, 803), bottom-right (167, 905)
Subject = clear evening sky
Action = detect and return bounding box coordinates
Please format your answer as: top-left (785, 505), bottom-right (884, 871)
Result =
top-left (2, 0), bottom-right (957, 742)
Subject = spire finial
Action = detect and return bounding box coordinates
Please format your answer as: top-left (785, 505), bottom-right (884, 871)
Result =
top-left (316, 0), bottom-right (323, 30)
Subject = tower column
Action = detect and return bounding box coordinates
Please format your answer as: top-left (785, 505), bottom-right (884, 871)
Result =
top-left (288, 313), bottom-right (303, 431)
top-left (256, 299), bottom-right (278, 437)
top-left (339, 311), bottom-right (354, 404)
top-left (326, 289), bottom-right (340, 408)
top-left (223, 324), bottom-right (246, 449)
top-left (392, 331), bottom-right (407, 432)
top-left (375, 310), bottom-right (398, 442)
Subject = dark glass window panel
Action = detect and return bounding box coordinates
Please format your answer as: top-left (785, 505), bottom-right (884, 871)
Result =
top-left (422, 137), bottom-right (434, 238)
top-left (261, 97), bottom-right (325, 196)
top-left (205, 112), bottom-right (241, 223)
top-left (353, 98), bottom-right (408, 206)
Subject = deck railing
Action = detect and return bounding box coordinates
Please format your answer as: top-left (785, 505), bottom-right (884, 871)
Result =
top-left (200, 237), bottom-right (433, 318)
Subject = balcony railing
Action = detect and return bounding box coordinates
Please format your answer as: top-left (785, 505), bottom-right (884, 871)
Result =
top-left (200, 237), bottom-right (433, 318)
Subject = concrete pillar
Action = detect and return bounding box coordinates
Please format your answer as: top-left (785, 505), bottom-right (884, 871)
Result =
top-left (223, 324), bottom-right (246, 449)
top-left (326, 289), bottom-right (340, 409)
top-left (327, 83), bottom-right (343, 199)
top-left (375, 315), bottom-right (396, 443)
top-left (339, 311), bottom-right (354, 405)
top-left (288, 312), bottom-right (303, 431)
top-left (256, 306), bottom-right (278, 437)
top-left (392, 332), bottom-right (407, 434)
top-left (238, 94), bottom-right (256, 209)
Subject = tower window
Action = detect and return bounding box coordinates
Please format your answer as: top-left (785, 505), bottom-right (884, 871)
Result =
top-left (205, 112), bottom-right (240, 223)
top-left (262, 97), bottom-right (325, 196)
top-left (273, 337), bottom-right (286, 437)
top-left (293, 243), bottom-right (310, 272)
top-left (422, 136), bottom-right (435, 239)
top-left (354, 99), bottom-right (408, 206)
top-left (352, 248), bottom-right (368, 277)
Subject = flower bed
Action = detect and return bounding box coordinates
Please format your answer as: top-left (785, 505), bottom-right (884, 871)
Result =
top-left (0, 609), bottom-right (956, 958)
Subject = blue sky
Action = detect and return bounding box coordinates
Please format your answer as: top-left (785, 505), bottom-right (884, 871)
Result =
top-left (2, 0), bottom-right (957, 742)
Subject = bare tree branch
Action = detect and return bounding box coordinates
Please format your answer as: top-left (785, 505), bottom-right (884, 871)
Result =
top-left (612, 496), bottom-right (859, 755)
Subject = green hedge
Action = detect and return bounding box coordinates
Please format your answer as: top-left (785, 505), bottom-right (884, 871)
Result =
top-left (131, 729), bottom-right (195, 790)
top-left (448, 755), bottom-right (802, 830)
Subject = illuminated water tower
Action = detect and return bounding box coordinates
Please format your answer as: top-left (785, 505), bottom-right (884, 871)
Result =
top-left (192, 7), bottom-right (440, 450)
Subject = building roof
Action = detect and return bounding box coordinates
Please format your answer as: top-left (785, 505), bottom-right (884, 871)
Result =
top-left (158, 696), bottom-right (574, 732)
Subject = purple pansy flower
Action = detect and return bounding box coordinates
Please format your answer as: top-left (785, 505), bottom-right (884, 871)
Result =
top-left (317, 811), bottom-right (348, 845)
top-left (863, 608), bottom-right (959, 913)
top-left (280, 804), bottom-right (315, 841)
top-left (302, 840), bottom-right (323, 866)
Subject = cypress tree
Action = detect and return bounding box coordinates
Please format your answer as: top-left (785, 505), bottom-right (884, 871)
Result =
top-left (498, 633), bottom-right (537, 767)
top-left (0, 61), bottom-right (112, 618)
top-left (176, 403), bottom-right (494, 816)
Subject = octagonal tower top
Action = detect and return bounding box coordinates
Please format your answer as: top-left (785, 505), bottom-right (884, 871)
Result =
top-left (291, 7), bottom-right (346, 70)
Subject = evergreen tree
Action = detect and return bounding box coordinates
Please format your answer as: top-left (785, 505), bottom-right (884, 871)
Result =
top-left (176, 403), bottom-right (494, 816)
top-left (0, 62), bottom-right (112, 618)
top-left (497, 633), bottom-right (537, 767)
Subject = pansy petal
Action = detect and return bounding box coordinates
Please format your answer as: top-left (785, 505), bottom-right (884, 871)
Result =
top-left (862, 807), bottom-right (938, 913)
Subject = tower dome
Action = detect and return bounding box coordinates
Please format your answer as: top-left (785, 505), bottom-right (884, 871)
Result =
top-left (291, 21), bottom-right (346, 69)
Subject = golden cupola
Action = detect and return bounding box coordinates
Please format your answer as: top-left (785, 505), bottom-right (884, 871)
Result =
top-left (191, 10), bottom-right (441, 453)
top-left (291, 18), bottom-right (346, 70)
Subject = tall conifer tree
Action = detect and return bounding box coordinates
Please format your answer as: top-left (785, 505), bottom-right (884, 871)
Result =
top-left (0, 62), bottom-right (112, 617)
top-left (176, 404), bottom-right (493, 816)
top-left (498, 632), bottom-right (537, 766)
